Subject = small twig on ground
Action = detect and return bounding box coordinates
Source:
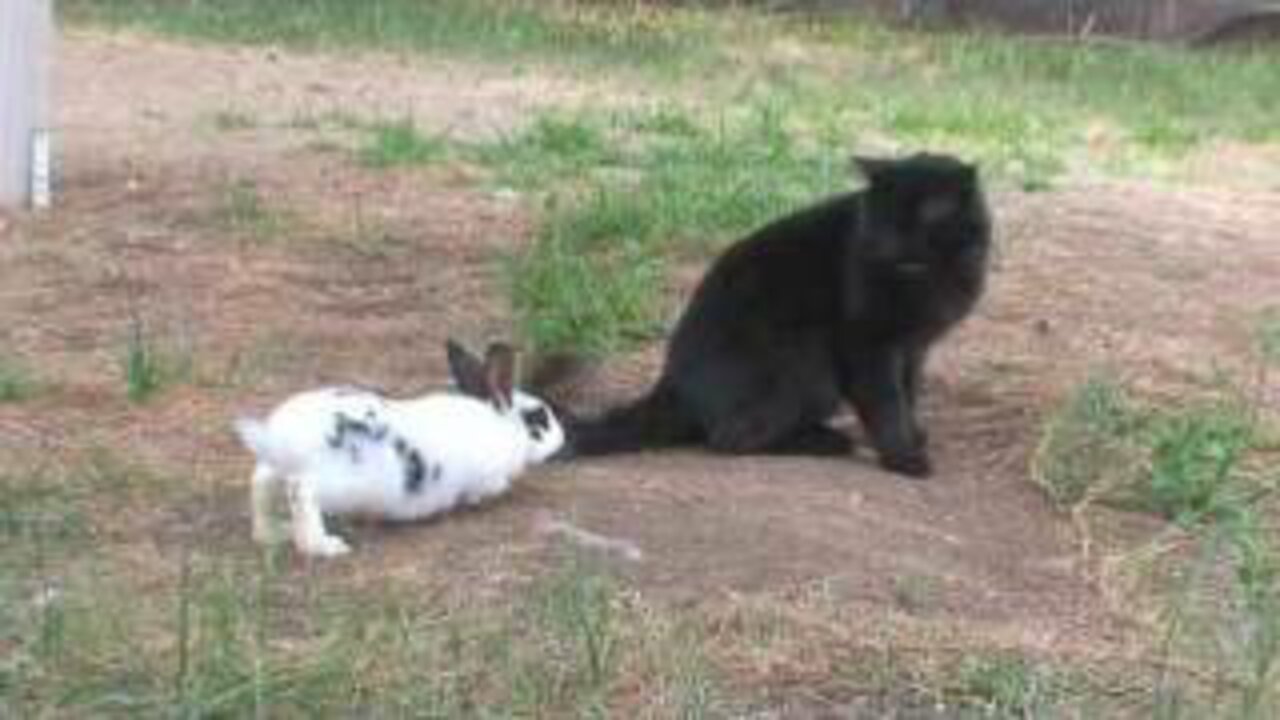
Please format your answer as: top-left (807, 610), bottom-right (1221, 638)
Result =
top-left (535, 512), bottom-right (644, 562)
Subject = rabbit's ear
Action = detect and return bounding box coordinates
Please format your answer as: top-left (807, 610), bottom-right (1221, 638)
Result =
top-left (447, 339), bottom-right (490, 400)
top-left (524, 350), bottom-right (593, 394)
top-left (484, 343), bottom-right (516, 411)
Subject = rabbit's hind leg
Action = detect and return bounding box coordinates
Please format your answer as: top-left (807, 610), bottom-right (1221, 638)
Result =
top-left (285, 473), bottom-right (351, 558)
top-left (250, 464), bottom-right (289, 546)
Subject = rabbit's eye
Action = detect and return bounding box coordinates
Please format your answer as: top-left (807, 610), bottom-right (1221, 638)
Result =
top-left (522, 407), bottom-right (551, 438)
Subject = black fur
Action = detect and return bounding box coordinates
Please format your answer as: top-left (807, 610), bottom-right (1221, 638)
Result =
top-left (328, 410), bottom-right (389, 463)
top-left (393, 436), bottom-right (428, 493)
top-left (521, 406), bottom-right (552, 441)
top-left (567, 152), bottom-right (991, 478)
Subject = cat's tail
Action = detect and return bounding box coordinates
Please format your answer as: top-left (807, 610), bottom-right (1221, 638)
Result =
top-left (565, 380), bottom-right (700, 457)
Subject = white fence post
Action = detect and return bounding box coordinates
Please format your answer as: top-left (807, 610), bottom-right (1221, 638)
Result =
top-left (0, 0), bottom-right (54, 209)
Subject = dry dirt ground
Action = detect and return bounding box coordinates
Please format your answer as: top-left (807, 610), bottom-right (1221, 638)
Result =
top-left (3, 30), bottom-right (1279, 706)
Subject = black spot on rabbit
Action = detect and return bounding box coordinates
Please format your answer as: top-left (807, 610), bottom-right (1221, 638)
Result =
top-left (328, 411), bottom-right (390, 463)
top-left (392, 436), bottom-right (428, 493)
top-left (522, 406), bottom-right (552, 441)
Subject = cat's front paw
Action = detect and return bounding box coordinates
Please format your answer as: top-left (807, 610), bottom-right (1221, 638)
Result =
top-left (880, 451), bottom-right (933, 479)
top-left (914, 426), bottom-right (930, 450)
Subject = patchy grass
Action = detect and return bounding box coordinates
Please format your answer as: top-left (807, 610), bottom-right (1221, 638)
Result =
top-left (809, 19), bottom-right (1280, 164)
top-left (444, 23), bottom-right (1271, 352)
top-left (493, 103), bottom-right (845, 248)
top-left (124, 315), bottom-right (163, 402)
top-left (1036, 367), bottom-right (1280, 716)
top-left (66, 0), bottom-right (1280, 185)
top-left (890, 573), bottom-right (941, 615)
top-left (0, 469), bottom-right (92, 552)
top-left (1143, 402), bottom-right (1256, 526)
top-left (4, 448), bottom-right (1136, 716)
top-left (487, 103), bottom-right (845, 352)
top-left (0, 356), bottom-right (39, 403)
top-left (209, 109), bottom-right (258, 132)
top-left (1259, 308), bottom-right (1280, 375)
top-left (1032, 374), bottom-right (1142, 509)
top-left (703, 589), bottom-right (1137, 716)
top-left (1, 502), bottom-right (727, 718)
top-left (221, 331), bottom-right (309, 390)
top-left (285, 108), bottom-right (366, 134)
top-left (509, 218), bottom-right (666, 356)
top-left (214, 177), bottom-right (286, 246)
top-left (0, 449), bottom-right (169, 586)
top-left (64, 0), bottom-right (1280, 354)
top-left (473, 113), bottom-right (621, 191)
top-left (0, 497), bottom-right (1136, 718)
top-left (874, 89), bottom-right (1068, 191)
top-left (1149, 497), bottom-right (1280, 719)
top-left (122, 312), bottom-right (197, 403)
top-left (358, 118), bottom-right (446, 168)
top-left (60, 0), bottom-right (717, 74)
top-left (953, 654), bottom-right (1071, 716)
top-left (1034, 374), bottom-right (1263, 526)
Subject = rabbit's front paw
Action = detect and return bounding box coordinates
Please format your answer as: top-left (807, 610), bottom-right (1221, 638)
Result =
top-left (299, 534), bottom-right (352, 558)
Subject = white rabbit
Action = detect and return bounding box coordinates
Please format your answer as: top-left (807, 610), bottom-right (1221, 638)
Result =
top-left (233, 340), bottom-right (565, 558)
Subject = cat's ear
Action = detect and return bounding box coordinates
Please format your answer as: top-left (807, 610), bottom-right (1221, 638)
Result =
top-left (851, 155), bottom-right (894, 181)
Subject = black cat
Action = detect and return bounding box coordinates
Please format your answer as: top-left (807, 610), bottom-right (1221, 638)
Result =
top-left (566, 152), bottom-right (991, 478)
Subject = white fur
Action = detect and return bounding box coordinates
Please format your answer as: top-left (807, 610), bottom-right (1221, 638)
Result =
top-left (234, 385), bottom-right (564, 558)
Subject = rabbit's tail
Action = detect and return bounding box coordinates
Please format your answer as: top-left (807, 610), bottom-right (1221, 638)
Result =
top-left (233, 417), bottom-right (297, 472)
top-left (566, 381), bottom-right (699, 456)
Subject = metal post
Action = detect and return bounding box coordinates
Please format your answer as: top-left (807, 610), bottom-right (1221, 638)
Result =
top-left (0, 0), bottom-right (54, 209)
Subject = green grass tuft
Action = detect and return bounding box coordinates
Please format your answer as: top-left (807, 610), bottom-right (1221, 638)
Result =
top-left (1144, 404), bottom-right (1255, 526)
top-left (124, 318), bottom-right (163, 403)
top-left (509, 220), bottom-right (666, 355)
top-left (216, 178), bottom-right (286, 246)
top-left (1035, 375), bottom-right (1140, 509)
top-left (1035, 374), bottom-right (1261, 524)
top-left (209, 109), bottom-right (258, 132)
top-left (476, 114), bottom-right (620, 190)
top-left (954, 654), bottom-right (1067, 716)
top-left (487, 103), bottom-right (846, 352)
top-left (358, 118), bottom-right (446, 168)
top-left (0, 356), bottom-right (39, 403)
top-left (121, 314), bottom-right (197, 403)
